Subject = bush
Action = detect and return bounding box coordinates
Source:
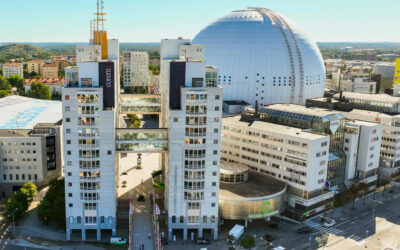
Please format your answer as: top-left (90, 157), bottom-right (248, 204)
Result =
top-left (28, 81), bottom-right (51, 100)
top-left (240, 235), bottom-right (255, 249)
top-left (37, 179), bottom-right (65, 227)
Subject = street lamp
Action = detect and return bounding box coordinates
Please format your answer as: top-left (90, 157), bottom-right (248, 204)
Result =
top-left (7, 207), bottom-right (19, 239)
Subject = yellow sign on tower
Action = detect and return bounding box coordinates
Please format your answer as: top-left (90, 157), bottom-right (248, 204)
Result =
top-left (393, 58), bottom-right (400, 87)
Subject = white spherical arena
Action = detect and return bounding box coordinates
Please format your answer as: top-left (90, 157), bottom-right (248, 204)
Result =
top-left (193, 8), bottom-right (326, 106)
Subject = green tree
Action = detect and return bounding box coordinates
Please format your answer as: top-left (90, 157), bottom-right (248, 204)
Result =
top-left (0, 90), bottom-right (10, 98)
top-left (20, 181), bottom-right (37, 203)
top-left (4, 182), bottom-right (37, 222)
top-left (0, 76), bottom-right (12, 93)
top-left (7, 75), bottom-right (25, 94)
top-left (37, 179), bottom-right (65, 227)
top-left (28, 81), bottom-right (51, 100)
top-left (241, 235), bottom-right (255, 249)
top-left (127, 114), bottom-right (141, 128)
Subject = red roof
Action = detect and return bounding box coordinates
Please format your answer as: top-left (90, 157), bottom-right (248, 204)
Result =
top-left (25, 78), bottom-right (65, 86)
top-left (43, 63), bottom-right (57, 67)
top-left (3, 63), bottom-right (23, 67)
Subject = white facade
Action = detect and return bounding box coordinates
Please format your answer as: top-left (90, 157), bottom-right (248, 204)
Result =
top-left (63, 39), bottom-right (119, 240)
top-left (344, 120), bottom-right (382, 184)
top-left (193, 8), bottom-right (326, 107)
top-left (123, 51), bottom-right (150, 87)
top-left (221, 115), bottom-right (333, 212)
top-left (160, 39), bottom-right (222, 240)
top-left (2, 63), bottom-right (23, 78)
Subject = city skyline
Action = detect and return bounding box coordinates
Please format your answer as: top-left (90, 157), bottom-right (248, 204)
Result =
top-left (1, 0), bottom-right (399, 43)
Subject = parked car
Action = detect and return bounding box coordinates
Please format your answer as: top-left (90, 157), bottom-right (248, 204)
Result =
top-left (297, 227), bottom-right (314, 234)
top-left (110, 237), bottom-right (126, 245)
top-left (324, 220), bottom-right (336, 227)
top-left (196, 238), bottom-right (210, 245)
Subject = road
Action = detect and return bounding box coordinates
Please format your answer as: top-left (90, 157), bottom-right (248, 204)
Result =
top-left (289, 192), bottom-right (400, 250)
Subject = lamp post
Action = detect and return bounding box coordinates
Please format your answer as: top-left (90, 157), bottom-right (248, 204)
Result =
top-left (8, 207), bottom-right (18, 238)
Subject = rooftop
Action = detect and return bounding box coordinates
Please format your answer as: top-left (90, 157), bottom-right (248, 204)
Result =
top-left (220, 161), bottom-right (249, 174)
top-left (219, 171), bottom-right (286, 199)
top-left (43, 63), bottom-right (57, 67)
top-left (3, 63), bottom-right (22, 67)
top-left (25, 78), bottom-right (65, 86)
top-left (265, 103), bottom-right (341, 118)
top-left (0, 96), bottom-right (62, 129)
top-left (223, 115), bottom-right (326, 140)
top-left (223, 100), bottom-right (250, 106)
top-left (334, 92), bottom-right (400, 104)
top-left (0, 129), bottom-right (31, 137)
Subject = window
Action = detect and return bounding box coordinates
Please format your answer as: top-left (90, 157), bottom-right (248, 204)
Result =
top-left (77, 216), bottom-right (81, 223)
top-left (3, 174), bottom-right (6, 180)
top-left (212, 182), bottom-right (216, 186)
top-left (321, 142), bottom-right (328, 147)
top-left (213, 150), bottom-right (217, 155)
top-left (213, 161), bottom-right (217, 165)
top-left (214, 128), bottom-right (218, 133)
top-left (211, 216), bottom-right (215, 223)
top-left (203, 216), bottom-right (207, 223)
top-left (211, 203), bottom-right (216, 207)
top-left (173, 117), bottom-right (178, 122)
top-left (108, 150), bottom-right (112, 155)
top-left (66, 118), bottom-right (70, 123)
top-left (66, 129), bottom-right (71, 134)
top-left (345, 139), bottom-right (349, 143)
top-left (67, 161), bottom-right (71, 166)
top-left (9, 174), bottom-right (12, 180)
top-left (65, 107), bottom-right (70, 112)
top-left (215, 95), bottom-right (220, 100)
top-left (212, 171), bottom-right (217, 176)
top-left (172, 216), bottom-right (176, 223)
top-left (68, 193), bottom-right (72, 197)
top-left (69, 203), bottom-right (73, 207)
top-left (68, 172), bottom-right (72, 176)
top-left (213, 139), bottom-right (218, 144)
top-left (34, 174), bottom-right (37, 180)
top-left (215, 106), bottom-right (219, 111)
top-left (211, 192), bottom-right (216, 197)
top-left (68, 182), bottom-right (72, 187)
top-left (320, 160), bottom-right (326, 165)
top-left (67, 151), bottom-right (71, 155)
top-left (67, 140), bottom-right (71, 144)
top-left (214, 117), bottom-right (219, 122)
top-left (180, 216), bottom-right (184, 223)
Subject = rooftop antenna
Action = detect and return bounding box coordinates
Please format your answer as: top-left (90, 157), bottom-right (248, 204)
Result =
top-left (93, 0), bottom-right (107, 59)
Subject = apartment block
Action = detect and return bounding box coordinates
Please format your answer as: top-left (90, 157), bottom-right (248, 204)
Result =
top-left (123, 51), bottom-right (150, 87)
top-left (160, 39), bottom-right (222, 240)
top-left (27, 59), bottom-right (45, 75)
top-left (2, 63), bottom-right (23, 78)
top-left (42, 63), bottom-right (59, 78)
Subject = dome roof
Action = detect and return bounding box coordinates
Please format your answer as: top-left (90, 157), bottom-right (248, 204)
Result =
top-left (193, 8), bottom-right (326, 106)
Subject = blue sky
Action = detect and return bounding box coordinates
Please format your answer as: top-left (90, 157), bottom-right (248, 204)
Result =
top-left (1, 0), bottom-right (398, 42)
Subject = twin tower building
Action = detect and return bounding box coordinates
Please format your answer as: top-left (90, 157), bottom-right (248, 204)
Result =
top-left (62, 31), bottom-right (222, 239)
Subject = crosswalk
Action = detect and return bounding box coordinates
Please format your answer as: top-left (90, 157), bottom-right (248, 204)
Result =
top-left (307, 223), bottom-right (364, 243)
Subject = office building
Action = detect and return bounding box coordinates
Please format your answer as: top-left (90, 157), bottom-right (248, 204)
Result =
top-left (42, 63), bottom-right (59, 78)
top-left (123, 51), bottom-right (150, 87)
top-left (2, 63), bottom-right (23, 78)
top-left (62, 4), bottom-right (119, 240)
top-left (221, 114), bottom-right (333, 220)
top-left (0, 95), bottom-right (63, 197)
top-left (27, 59), bottom-right (45, 75)
top-left (160, 39), bottom-right (222, 240)
top-left (193, 8), bottom-right (325, 107)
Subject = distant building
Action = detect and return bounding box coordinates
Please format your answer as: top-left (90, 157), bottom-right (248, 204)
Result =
top-left (372, 63), bottom-right (395, 91)
top-left (326, 69), bottom-right (376, 94)
top-left (42, 63), bottom-right (58, 78)
top-left (0, 96), bottom-right (63, 197)
top-left (2, 63), bottom-right (23, 78)
top-left (123, 51), bottom-right (150, 87)
top-left (25, 78), bottom-right (65, 95)
top-left (27, 59), bottom-right (45, 75)
top-left (52, 57), bottom-right (68, 71)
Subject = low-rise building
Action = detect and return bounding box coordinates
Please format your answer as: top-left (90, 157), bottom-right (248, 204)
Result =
top-left (25, 78), bottom-right (65, 95)
top-left (0, 96), bottom-right (63, 197)
top-left (42, 63), bottom-right (59, 78)
top-left (2, 63), bottom-right (23, 78)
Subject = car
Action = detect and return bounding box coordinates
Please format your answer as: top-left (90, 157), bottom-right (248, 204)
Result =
top-left (324, 220), bottom-right (336, 227)
top-left (297, 227), bottom-right (314, 234)
top-left (196, 238), bottom-right (210, 245)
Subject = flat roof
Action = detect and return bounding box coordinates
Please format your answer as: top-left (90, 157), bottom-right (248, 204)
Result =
top-left (224, 100), bottom-right (250, 105)
top-left (219, 171), bottom-right (286, 199)
top-left (334, 92), bottom-right (400, 104)
top-left (223, 115), bottom-right (326, 140)
top-left (0, 129), bottom-right (31, 137)
top-left (0, 96), bottom-right (62, 129)
top-left (265, 103), bottom-right (341, 117)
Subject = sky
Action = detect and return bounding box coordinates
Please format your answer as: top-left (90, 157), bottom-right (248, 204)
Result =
top-left (1, 0), bottom-right (399, 43)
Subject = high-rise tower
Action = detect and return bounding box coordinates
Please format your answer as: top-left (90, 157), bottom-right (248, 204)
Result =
top-left (63, 0), bottom-right (119, 241)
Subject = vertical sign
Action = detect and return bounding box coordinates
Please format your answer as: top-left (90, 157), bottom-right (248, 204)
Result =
top-left (99, 61), bottom-right (115, 108)
top-left (393, 58), bottom-right (400, 87)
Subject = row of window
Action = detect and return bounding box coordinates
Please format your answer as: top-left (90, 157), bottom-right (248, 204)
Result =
top-left (2, 165), bottom-right (38, 170)
top-left (0, 142), bottom-right (37, 146)
top-left (171, 215), bottom-right (216, 224)
top-left (3, 173), bottom-right (38, 181)
top-left (1, 150), bottom-right (37, 154)
top-left (2, 158), bottom-right (37, 162)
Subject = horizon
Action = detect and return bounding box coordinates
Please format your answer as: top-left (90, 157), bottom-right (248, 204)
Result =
top-left (1, 0), bottom-right (399, 43)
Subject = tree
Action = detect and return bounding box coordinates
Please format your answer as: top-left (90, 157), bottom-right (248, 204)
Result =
top-left (37, 178), bottom-right (65, 227)
top-left (7, 75), bottom-right (25, 94)
top-left (0, 76), bottom-right (12, 93)
top-left (0, 90), bottom-right (10, 98)
top-left (28, 81), bottom-right (51, 100)
top-left (241, 235), bottom-right (255, 249)
top-left (4, 182), bottom-right (37, 222)
top-left (128, 114), bottom-right (141, 128)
